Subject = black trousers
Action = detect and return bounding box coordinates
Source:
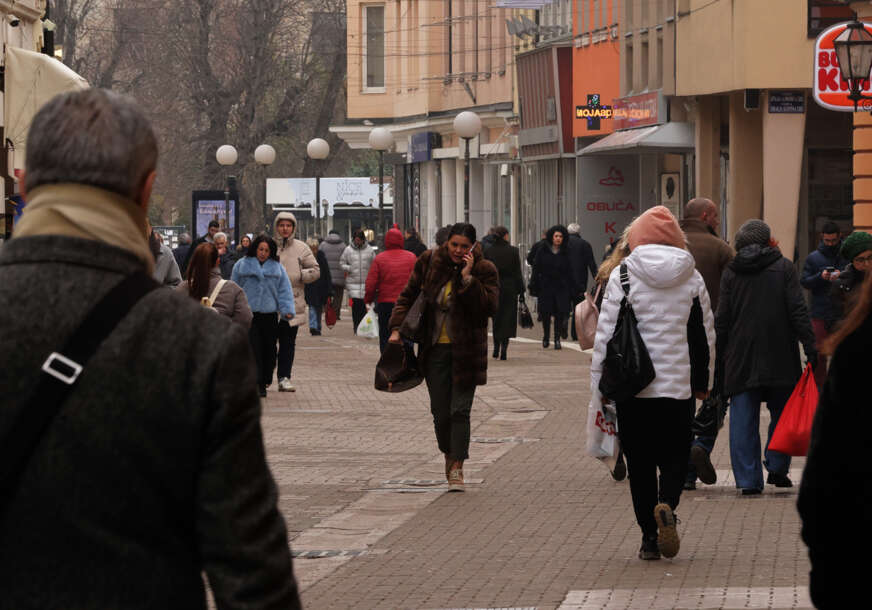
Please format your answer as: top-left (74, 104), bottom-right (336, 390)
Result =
top-left (250, 313), bottom-right (279, 387)
top-left (541, 313), bottom-right (564, 341)
top-left (331, 285), bottom-right (344, 320)
top-left (351, 298), bottom-right (367, 333)
top-left (424, 345), bottom-right (476, 461)
top-left (277, 320), bottom-right (299, 380)
top-left (375, 302), bottom-right (395, 353)
top-left (616, 396), bottom-right (694, 537)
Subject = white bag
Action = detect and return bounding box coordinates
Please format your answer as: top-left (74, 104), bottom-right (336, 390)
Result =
top-left (356, 305), bottom-right (379, 339)
top-left (586, 400), bottom-right (620, 462)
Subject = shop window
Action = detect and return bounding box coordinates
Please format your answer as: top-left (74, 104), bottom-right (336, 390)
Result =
top-left (364, 5), bottom-right (385, 91)
top-left (808, 1), bottom-right (856, 38)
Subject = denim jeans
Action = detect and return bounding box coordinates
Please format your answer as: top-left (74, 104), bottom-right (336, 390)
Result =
top-left (729, 387), bottom-right (793, 490)
top-left (308, 305), bottom-right (322, 331)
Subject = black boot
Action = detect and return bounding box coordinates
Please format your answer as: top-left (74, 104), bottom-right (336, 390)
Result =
top-left (542, 317), bottom-right (551, 348)
top-left (500, 339), bottom-right (508, 360)
top-left (493, 342), bottom-right (500, 359)
top-left (554, 318), bottom-right (562, 350)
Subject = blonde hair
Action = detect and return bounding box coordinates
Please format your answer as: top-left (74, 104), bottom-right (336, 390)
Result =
top-left (596, 225), bottom-right (632, 284)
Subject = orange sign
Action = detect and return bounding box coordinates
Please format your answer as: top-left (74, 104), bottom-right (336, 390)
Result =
top-left (814, 21), bottom-right (872, 111)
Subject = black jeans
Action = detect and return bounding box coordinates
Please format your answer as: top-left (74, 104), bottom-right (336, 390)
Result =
top-left (616, 396), bottom-right (694, 537)
top-left (425, 345), bottom-right (476, 461)
top-left (250, 313), bottom-right (278, 387)
top-left (375, 302), bottom-right (395, 353)
top-left (351, 298), bottom-right (367, 333)
top-left (541, 313), bottom-right (564, 341)
top-left (277, 320), bottom-right (299, 380)
top-left (331, 285), bottom-right (344, 320)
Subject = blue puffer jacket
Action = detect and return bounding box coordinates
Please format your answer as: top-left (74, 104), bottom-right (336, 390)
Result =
top-left (800, 241), bottom-right (847, 321)
top-left (231, 256), bottom-right (295, 317)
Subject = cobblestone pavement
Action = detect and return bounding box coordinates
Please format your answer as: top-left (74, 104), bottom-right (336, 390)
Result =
top-left (262, 313), bottom-right (812, 610)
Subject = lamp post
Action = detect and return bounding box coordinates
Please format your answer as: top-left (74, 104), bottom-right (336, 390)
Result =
top-left (254, 144), bottom-right (276, 233)
top-left (833, 19), bottom-right (872, 111)
top-left (368, 127), bottom-right (393, 235)
top-left (216, 144), bottom-right (238, 238)
top-left (453, 111), bottom-right (482, 222)
top-left (307, 138), bottom-right (330, 237)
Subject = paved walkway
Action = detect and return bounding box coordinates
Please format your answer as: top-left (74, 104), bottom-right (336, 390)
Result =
top-left (261, 314), bottom-right (812, 610)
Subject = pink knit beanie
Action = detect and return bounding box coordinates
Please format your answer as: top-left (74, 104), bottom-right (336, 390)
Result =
top-left (627, 206), bottom-right (686, 251)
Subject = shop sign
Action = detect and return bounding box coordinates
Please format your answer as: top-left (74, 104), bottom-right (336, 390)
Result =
top-left (578, 156), bottom-right (639, 262)
top-left (814, 22), bottom-right (872, 112)
top-left (575, 94), bottom-right (614, 130)
top-left (409, 132), bottom-right (434, 163)
top-left (612, 91), bottom-right (664, 130)
top-left (769, 91), bottom-right (806, 114)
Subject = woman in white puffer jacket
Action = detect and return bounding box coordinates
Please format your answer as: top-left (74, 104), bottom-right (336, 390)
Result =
top-left (589, 206), bottom-right (715, 562)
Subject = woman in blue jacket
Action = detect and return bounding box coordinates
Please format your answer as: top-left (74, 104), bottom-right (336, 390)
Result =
top-left (232, 235), bottom-right (295, 397)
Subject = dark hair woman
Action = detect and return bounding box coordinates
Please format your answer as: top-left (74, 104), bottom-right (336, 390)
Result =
top-left (237, 234), bottom-right (251, 256)
top-left (231, 234), bottom-right (294, 397)
top-left (387, 223), bottom-right (499, 491)
top-left (484, 226), bottom-right (524, 360)
top-left (177, 243), bottom-right (252, 328)
top-left (799, 273), bottom-right (872, 609)
top-left (533, 224), bottom-right (574, 350)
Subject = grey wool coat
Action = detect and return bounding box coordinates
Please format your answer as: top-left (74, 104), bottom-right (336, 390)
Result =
top-left (0, 236), bottom-right (300, 610)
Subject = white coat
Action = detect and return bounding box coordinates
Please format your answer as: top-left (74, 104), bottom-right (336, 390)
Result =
top-left (340, 243), bottom-right (376, 299)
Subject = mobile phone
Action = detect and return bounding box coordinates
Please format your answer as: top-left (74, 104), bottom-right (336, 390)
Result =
top-left (824, 266), bottom-right (835, 273)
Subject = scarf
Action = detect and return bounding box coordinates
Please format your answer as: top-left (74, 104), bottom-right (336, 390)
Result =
top-left (13, 183), bottom-right (154, 275)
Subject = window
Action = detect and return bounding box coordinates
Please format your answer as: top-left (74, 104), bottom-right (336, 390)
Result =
top-left (808, 1), bottom-right (856, 38)
top-left (364, 5), bottom-right (385, 90)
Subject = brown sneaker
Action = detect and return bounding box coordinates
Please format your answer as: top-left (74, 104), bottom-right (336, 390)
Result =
top-left (448, 461), bottom-right (465, 492)
top-left (654, 503), bottom-right (680, 558)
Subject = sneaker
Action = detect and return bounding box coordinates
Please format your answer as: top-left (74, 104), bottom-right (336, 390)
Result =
top-left (767, 472), bottom-right (793, 488)
top-left (740, 488), bottom-right (762, 496)
top-left (278, 378), bottom-right (296, 392)
top-left (444, 455), bottom-right (453, 480)
top-left (654, 503), bottom-right (680, 558)
top-left (258, 384), bottom-right (267, 398)
top-left (448, 463), bottom-right (465, 492)
top-left (639, 535), bottom-right (661, 560)
top-left (611, 452), bottom-right (627, 482)
top-left (690, 445), bottom-right (717, 485)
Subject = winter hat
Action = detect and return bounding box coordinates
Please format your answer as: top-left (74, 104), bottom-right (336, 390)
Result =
top-left (627, 206), bottom-right (685, 251)
top-left (385, 223), bottom-right (404, 249)
top-left (734, 219), bottom-right (770, 251)
top-left (841, 231), bottom-right (872, 261)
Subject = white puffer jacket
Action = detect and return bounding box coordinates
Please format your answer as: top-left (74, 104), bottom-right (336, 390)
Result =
top-left (340, 243), bottom-right (376, 299)
top-left (590, 244), bottom-right (716, 408)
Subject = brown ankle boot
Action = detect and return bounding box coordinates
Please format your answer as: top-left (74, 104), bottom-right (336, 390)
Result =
top-left (448, 460), bottom-right (465, 492)
top-left (444, 454), bottom-right (453, 480)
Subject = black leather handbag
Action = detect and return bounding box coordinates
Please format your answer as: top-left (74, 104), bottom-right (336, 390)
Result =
top-left (398, 291), bottom-right (427, 342)
top-left (518, 296), bottom-right (534, 329)
top-left (598, 263), bottom-right (656, 403)
top-left (374, 341), bottom-right (424, 393)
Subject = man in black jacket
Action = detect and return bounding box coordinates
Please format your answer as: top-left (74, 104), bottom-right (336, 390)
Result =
top-left (403, 227), bottom-right (427, 257)
top-left (566, 223), bottom-right (598, 340)
top-left (0, 89), bottom-right (300, 608)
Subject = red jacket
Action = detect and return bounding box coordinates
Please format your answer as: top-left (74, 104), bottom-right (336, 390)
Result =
top-left (365, 231), bottom-right (418, 304)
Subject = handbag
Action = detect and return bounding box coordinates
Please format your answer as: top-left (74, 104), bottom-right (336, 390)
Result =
top-left (692, 394), bottom-right (728, 437)
top-left (398, 291), bottom-right (427, 341)
top-left (575, 283), bottom-right (601, 350)
top-left (325, 295), bottom-right (337, 327)
top-left (374, 341), bottom-right (424, 392)
top-left (598, 263), bottom-right (656, 403)
top-left (518, 296), bottom-right (534, 329)
top-left (768, 364), bottom-right (818, 456)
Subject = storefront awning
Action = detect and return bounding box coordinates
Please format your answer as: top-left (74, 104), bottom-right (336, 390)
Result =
top-left (578, 122), bottom-right (694, 156)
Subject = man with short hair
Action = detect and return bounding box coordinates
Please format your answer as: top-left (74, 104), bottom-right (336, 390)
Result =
top-left (213, 231), bottom-right (236, 279)
top-left (172, 231), bottom-right (192, 270)
top-left (182, 220), bottom-right (220, 274)
top-left (403, 227), bottom-right (427, 257)
top-left (566, 223), bottom-right (598, 341)
top-left (0, 89), bottom-right (300, 608)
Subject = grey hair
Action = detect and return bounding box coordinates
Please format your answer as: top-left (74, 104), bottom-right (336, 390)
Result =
top-left (567, 223), bottom-right (581, 235)
top-left (25, 89), bottom-right (158, 200)
top-left (213, 232), bottom-right (228, 243)
top-left (179, 233), bottom-right (192, 244)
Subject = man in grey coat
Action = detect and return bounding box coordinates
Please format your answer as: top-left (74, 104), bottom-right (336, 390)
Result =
top-left (319, 229), bottom-right (346, 321)
top-left (0, 89), bottom-right (300, 609)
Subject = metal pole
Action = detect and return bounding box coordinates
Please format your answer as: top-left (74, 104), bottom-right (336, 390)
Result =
top-left (224, 176), bottom-right (230, 234)
top-left (315, 173), bottom-right (321, 237)
top-left (464, 137), bottom-right (471, 222)
top-left (378, 150), bottom-right (384, 234)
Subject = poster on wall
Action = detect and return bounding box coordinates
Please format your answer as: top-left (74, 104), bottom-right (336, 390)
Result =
top-left (192, 191), bottom-right (237, 242)
top-left (578, 156), bottom-right (639, 263)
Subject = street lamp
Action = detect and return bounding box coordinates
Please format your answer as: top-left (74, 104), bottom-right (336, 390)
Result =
top-left (254, 144), bottom-right (276, 233)
top-left (834, 20), bottom-right (872, 111)
top-left (453, 111), bottom-right (481, 222)
top-left (369, 127), bottom-right (393, 235)
top-left (216, 144), bottom-right (238, 239)
top-left (307, 138), bottom-right (330, 237)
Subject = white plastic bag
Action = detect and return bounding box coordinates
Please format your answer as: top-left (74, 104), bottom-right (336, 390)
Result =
top-left (357, 305), bottom-right (379, 339)
top-left (586, 399), bottom-right (620, 462)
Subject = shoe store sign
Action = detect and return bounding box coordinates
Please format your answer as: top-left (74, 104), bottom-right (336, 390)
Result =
top-left (814, 21), bottom-right (872, 111)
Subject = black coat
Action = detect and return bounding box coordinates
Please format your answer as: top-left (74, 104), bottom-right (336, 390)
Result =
top-left (172, 243), bottom-right (190, 271)
top-left (829, 263), bottom-right (864, 324)
top-left (715, 245), bottom-right (816, 396)
top-left (800, 241), bottom-right (847, 321)
top-left (484, 240), bottom-right (524, 340)
top-left (0, 236), bottom-right (299, 609)
top-left (567, 233), bottom-right (597, 297)
top-left (403, 236), bottom-right (427, 258)
top-left (534, 245), bottom-right (573, 316)
top-left (217, 250), bottom-right (237, 280)
top-left (305, 250), bottom-right (333, 307)
top-left (798, 314), bottom-right (872, 608)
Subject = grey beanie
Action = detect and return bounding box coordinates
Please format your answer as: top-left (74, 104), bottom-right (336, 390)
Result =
top-left (734, 219), bottom-right (771, 251)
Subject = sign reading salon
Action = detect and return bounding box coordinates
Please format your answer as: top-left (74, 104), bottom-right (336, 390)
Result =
top-left (814, 21), bottom-right (872, 111)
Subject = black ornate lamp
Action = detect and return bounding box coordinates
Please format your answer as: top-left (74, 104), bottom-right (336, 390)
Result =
top-left (833, 20), bottom-right (872, 111)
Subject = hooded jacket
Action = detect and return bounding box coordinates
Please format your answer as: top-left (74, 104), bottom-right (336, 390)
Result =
top-left (319, 232), bottom-right (346, 288)
top-left (365, 228), bottom-right (417, 304)
top-left (801, 240), bottom-right (847, 321)
top-left (340, 239), bottom-right (376, 299)
top-left (590, 244), bottom-right (716, 407)
top-left (273, 212), bottom-right (319, 327)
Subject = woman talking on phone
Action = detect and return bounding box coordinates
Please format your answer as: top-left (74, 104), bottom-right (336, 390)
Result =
top-left (388, 223), bottom-right (499, 491)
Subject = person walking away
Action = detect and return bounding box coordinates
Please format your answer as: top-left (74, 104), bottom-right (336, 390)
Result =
top-left (590, 206), bottom-right (715, 561)
top-left (319, 229), bottom-right (346, 321)
top-left (716, 220), bottom-right (817, 495)
top-left (404, 227), bottom-right (427, 257)
top-left (305, 238), bottom-right (332, 335)
top-left (534, 225), bottom-right (574, 350)
top-left (0, 88), bottom-right (299, 607)
top-left (213, 231), bottom-right (237, 280)
top-left (566, 223), bottom-right (598, 341)
top-left (798, 268), bottom-right (872, 609)
top-left (274, 212), bottom-right (320, 392)
top-left (484, 226), bottom-right (524, 360)
top-left (178, 242), bottom-right (252, 328)
top-left (172, 232), bottom-right (191, 270)
top-left (679, 197), bottom-right (735, 490)
top-left (480, 227), bottom-right (497, 252)
top-left (365, 224), bottom-right (417, 352)
top-left (232, 235), bottom-right (295, 397)
top-left (801, 221), bottom-right (846, 387)
top-left (388, 223), bottom-right (499, 491)
top-left (150, 227), bottom-right (182, 287)
top-left (830, 230), bottom-right (872, 323)
top-left (341, 229), bottom-right (376, 333)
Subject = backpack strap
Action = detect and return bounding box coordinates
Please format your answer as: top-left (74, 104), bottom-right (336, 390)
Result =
top-left (0, 271), bottom-right (158, 505)
top-left (207, 279), bottom-right (227, 307)
top-left (619, 262), bottom-right (630, 296)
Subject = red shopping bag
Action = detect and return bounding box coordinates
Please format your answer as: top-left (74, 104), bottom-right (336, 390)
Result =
top-left (325, 296), bottom-right (337, 328)
top-left (768, 364), bottom-right (818, 456)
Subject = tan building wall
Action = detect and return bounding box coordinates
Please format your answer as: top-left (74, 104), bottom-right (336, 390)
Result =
top-left (851, 1), bottom-right (872, 232)
top-left (621, 0), bottom-right (676, 96)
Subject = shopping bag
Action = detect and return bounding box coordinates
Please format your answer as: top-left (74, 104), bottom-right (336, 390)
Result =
top-left (356, 305), bottom-right (379, 339)
top-left (325, 296), bottom-right (337, 328)
top-left (768, 364), bottom-right (818, 456)
top-left (586, 400), bottom-right (619, 459)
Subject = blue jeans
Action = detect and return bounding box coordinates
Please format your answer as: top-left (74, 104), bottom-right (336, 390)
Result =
top-left (729, 387), bottom-right (792, 490)
top-left (308, 305), bottom-right (322, 331)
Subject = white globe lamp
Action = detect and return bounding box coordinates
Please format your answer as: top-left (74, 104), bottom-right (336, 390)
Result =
top-left (368, 127), bottom-right (393, 151)
top-left (216, 144), bottom-right (238, 166)
top-left (254, 144), bottom-right (276, 166)
top-left (453, 111), bottom-right (482, 139)
top-left (307, 138), bottom-right (330, 160)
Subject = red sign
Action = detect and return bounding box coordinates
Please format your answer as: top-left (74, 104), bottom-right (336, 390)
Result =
top-left (612, 92), bottom-right (663, 130)
top-left (813, 22), bottom-right (872, 111)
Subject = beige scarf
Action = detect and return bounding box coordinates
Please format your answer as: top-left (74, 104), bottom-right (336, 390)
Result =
top-left (13, 183), bottom-right (154, 275)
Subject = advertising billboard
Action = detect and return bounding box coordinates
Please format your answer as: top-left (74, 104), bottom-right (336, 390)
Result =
top-left (191, 191), bottom-right (238, 242)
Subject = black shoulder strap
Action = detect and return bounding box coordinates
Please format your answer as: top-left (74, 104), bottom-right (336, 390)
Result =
top-left (619, 263), bottom-right (630, 296)
top-left (0, 271), bottom-right (158, 503)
